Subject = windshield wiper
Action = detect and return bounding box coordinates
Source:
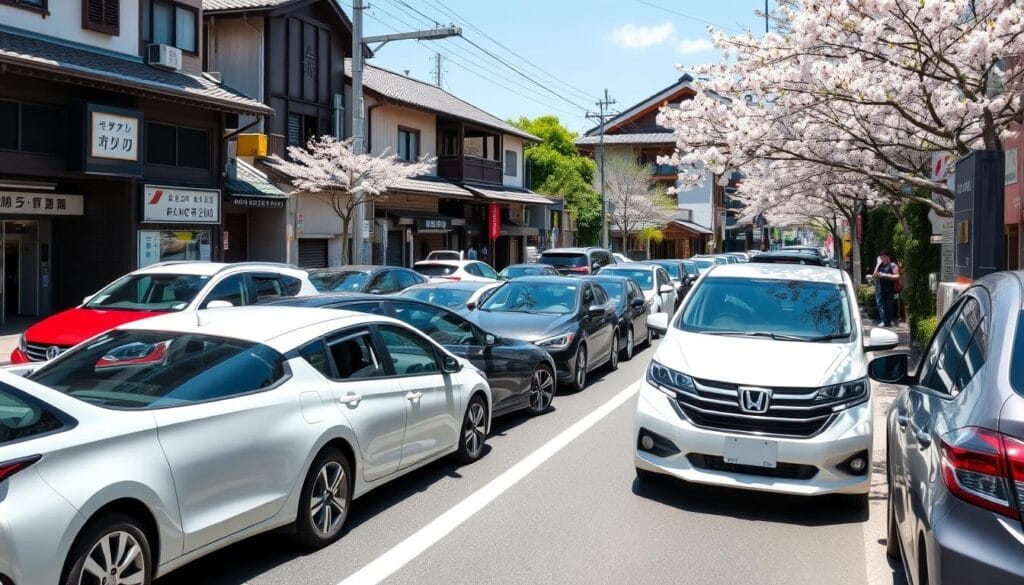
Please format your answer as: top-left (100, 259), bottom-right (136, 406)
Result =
top-left (802, 333), bottom-right (850, 342)
top-left (702, 331), bottom-right (812, 341)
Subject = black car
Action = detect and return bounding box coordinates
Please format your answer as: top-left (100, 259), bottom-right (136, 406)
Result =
top-left (468, 276), bottom-right (617, 392)
top-left (306, 265), bottom-right (426, 294)
top-left (498, 263), bottom-right (560, 280)
top-left (580, 275), bottom-right (650, 361)
top-left (536, 247), bottom-right (616, 276)
top-left (396, 280), bottom-right (502, 315)
top-left (749, 251), bottom-right (827, 266)
top-left (642, 259), bottom-right (697, 305)
top-left (266, 294), bottom-right (556, 417)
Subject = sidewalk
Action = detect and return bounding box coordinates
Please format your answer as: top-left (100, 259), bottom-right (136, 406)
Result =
top-left (0, 316), bottom-right (35, 365)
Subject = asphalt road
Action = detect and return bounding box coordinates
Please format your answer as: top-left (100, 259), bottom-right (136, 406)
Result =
top-left (159, 339), bottom-right (906, 585)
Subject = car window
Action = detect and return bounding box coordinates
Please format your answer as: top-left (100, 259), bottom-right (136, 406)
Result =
top-left (593, 284), bottom-right (609, 305)
top-left (0, 383), bottom-right (66, 445)
top-left (481, 282), bottom-right (578, 314)
top-left (395, 270), bottom-right (419, 290)
top-left (329, 301), bottom-right (385, 315)
top-left (369, 271), bottom-right (398, 293)
top-left (464, 263), bottom-right (482, 277)
top-left (476, 263), bottom-right (498, 279)
top-left (414, 264), bottom-right (457, 277)
top-left (252, 274), bottom-right (285, 301)
top-left (598, 268), bottom-right (654, 290)
top-left (280, 275), bottom-right (302, 296)
top-left (917, 299), bottom-right (966, 392)
top-left (201, 274), bottom-right (249, 308)
top-left (582, 284), bottom-right (595, 307)
top-left (656, 269), bottom-right (669, 288)
top-left (538, 253), bottom-right (587, 267)
top-left (630, 281), bottom-right (643, 300)
top-left (389, 302), bottom-right (478, 346)
top-left (376, 325), bottom-right (439, 375)
top-left (299, 339), bottom-right (333, 377)
top-left (326, 330), bottom-right (382, 379)
top-left (85, 274), bottom-right (208, 311)
top-left (921, 297), bottom-right (985, 397)
top-left (30, 331), bottom-right (285, 409)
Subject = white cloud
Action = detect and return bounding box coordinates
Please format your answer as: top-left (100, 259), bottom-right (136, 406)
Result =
top-left (676, 38), bottom-right (714, 55)
top-left (605, 22), bottom-right (676, 49)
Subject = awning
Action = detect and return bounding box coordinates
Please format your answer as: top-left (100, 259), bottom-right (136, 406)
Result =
top-left (225, 160), bottom-right (288, 209)
top-left (670, 219), bottom-right (713, 235)
top-left (464, 183), bottom-right (554, 205)
top-left (377, 209), bottom-right (458, 232)
top-left (391, 176), bottom-right (474, 200)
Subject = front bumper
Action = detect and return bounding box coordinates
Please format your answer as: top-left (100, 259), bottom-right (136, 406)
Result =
top-left (548, 343), bottom-right (579, 383)
top-left (633, 379), bottom-right (873, 496)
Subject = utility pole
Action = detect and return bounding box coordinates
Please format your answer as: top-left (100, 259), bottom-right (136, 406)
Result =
top-left (349, 3), bottom-right (459, 263)
top-left (586, 89), bottom-right (616, 249)
top-left (432, 53), bottom-right (443, 87)
top-left (765, 0), bottom-right (769, 33)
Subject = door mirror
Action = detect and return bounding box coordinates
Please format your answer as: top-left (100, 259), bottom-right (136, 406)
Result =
top-left (442, 355), bottom-right (462, 374)
top-left (587, 304), bottom-right (605, 317)
top-left (205, 300), bottom-right (234, 309)
top-left (483, 333), bottom-right (498, 346)
top-left (630, 297), bottom-right (646, 308)
top-left (868, 353), bottom-right (911, 384)
top-left (659, 284), bottom-right (674, 294)
top-left (82, 295), bottom-right (94, 305)
top-left (466, 300), bottom-right (477, 310)
top-left (864, 327), bottom-right (899, 352)
top-left (647, 312), bottom-right (669, 335)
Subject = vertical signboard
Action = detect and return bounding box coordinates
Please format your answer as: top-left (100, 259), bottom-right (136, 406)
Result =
top-left (84, 104), bottom-right (143, 176)
top-left (488, 202), bottom-right (501, 240)
top-left (955, 150), bottom-right (1005, 280)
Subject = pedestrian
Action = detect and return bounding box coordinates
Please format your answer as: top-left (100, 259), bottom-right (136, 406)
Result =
top-left (872, 250), bottom-right (900, 327)
top-left (467, 242), bottom-right (478, 260)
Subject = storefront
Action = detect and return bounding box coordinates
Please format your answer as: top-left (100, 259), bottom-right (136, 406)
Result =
top-left (375, 177), bottom-right (475, 266)
top-left (462, 184), bottom-right (552, 270)
top-left (223, 159), bottom-right (289, 263)
top-left (138, 185), bottom-right (220, 268)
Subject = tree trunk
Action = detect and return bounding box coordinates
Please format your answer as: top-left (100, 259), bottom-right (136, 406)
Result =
top-left (339, 215), bottom-right (350, 265)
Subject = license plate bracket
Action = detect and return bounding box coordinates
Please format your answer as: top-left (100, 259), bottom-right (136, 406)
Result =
top-left (723, 437), bottom-right (778, 468)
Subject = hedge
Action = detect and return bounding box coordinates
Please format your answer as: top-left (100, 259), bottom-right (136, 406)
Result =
top-left (914, 316), bottom-right (938, 349)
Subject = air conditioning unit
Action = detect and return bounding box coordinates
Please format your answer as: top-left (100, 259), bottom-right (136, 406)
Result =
top-left (147, 44), bottom-right (182, 71)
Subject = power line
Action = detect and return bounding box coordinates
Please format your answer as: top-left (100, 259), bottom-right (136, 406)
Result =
top-left (630, 0), bottom-right (747, 34)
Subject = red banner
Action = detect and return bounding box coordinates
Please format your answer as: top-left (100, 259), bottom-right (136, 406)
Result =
top-left (488, 202), bottom-right (500, 240)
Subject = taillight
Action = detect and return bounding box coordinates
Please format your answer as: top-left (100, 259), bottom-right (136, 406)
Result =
top-left (0, 455), bottom-right (41, 483)
top-left (939, 427), bottom-right (1024, 519)
top-left (442, 276), bottom-right (461, 281)
top-left (568, 266), bottom-right (589, 274)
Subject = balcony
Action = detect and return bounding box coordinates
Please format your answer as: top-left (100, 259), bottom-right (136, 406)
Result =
top-left (438, 155), bottom-right (502, 185)
top-left (268, 133), bottom-right (287, 158)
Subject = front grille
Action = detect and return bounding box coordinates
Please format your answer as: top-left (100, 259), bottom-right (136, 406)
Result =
top-left (688, 453), bottom-right (818, 480)
top-left (24, 342), bottom-right (69, 362)
top-left (672, 377), bottom-right (843, 438)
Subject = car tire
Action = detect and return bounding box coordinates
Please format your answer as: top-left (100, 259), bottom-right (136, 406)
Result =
top-left (568, 343), bottom-right (588, 392)
top-left (455, 395), bottom-right (488, 463)
top-left (527, 364), bottom-right (555, 415)
top-left (295, 448), bottom-right (351, 548)
top-left (886, 469), bottom-right (901, 560)
top-left (608, 333), bottom-right (619, 371)
top-left (621, 326), bottom-right (635, 361)
top-left (62, 513), bottom-right (152, 585)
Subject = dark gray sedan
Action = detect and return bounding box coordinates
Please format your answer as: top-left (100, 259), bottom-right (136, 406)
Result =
top-left (869, 270), bottom-right (1024, 585)
top-left (306, 266), bottom-right (426, 294)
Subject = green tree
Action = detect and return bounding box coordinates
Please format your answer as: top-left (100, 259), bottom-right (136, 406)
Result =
top-left (511, 116), bottom-right (602, 244)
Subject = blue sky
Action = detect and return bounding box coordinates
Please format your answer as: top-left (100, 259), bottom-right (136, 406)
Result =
top-left (360, 0), bottom-right (767, 135)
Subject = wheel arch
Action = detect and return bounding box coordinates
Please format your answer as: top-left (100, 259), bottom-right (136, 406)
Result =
top-left (62, 498), bottom-right (161, 582)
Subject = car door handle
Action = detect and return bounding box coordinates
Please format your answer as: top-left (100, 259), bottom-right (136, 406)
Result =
top-left (406, 391), bottom-right (424, 402)
top-left (338, 393), bottom-right (362, 407)
top-left (896, 412), bottom-right (910, 428)
top-left (910, 423), bottom-right (931, 448)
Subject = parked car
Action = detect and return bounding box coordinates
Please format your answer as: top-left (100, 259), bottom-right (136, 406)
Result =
top-left (681, 259), bottom-right (701, 280)
top-left (306, 265), bottom-right (426, 294)
top-left (724, 252), bottom-right (750, 263)
top-left (643, 259), bottom-right (697, 305)
top-left (750, 251), bottom-right (828, 266)
top-left (268, 295), bottom-right (557, 417)
top-left (691, 257), bottom-right (716, 274)
top-left (397, 281), bottom-right (503, 315)
top-left (425, 250), bottom-right (463, 261)
top-left (498, 263), bottom-right (560, 280)
top-left (781, 245), bottom-right (829, 263)
top-left (636, 263), bottom-right (898, 509)
top-left (10, 262), bottom-right (317, 364)
top-left (536, 247), bottom-right (616, 276)
top-left (413, 258), bottom-right (499, 283)
top-left (581, 275), bottom-right (650, 361)
top-left (694, 254), bottom-right (729, 266)
top-left (717, 254), bottom-right (740, 264)
top-left (595, 263), bottom-right (677, 322)
top-left (468, 276), bottom-right (617, 392)
top-left (613, 252), bottom-right (630, 263)
top-left (868, 272), bottom-right (1024, 585)
top-left (0, 306), bottom-right (491, 585)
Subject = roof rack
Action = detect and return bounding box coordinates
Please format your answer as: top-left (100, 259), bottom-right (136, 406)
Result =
top-left (217, 261), bottom-right (301, 273)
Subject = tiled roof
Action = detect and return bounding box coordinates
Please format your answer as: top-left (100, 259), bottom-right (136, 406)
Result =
top-left (0, 29), bottom-right (270, 115)
top-left (671, 219), bottom-right (713, 234)
top-left (391, 176), bottom-right (474, 200)
top-left (226, 159), bottom-right (287, 197)
top-left (203, 0), bottom-right (299, 11)
top-left (575, 132), bottom-right (676, 146)
top-left (583, 74), bottom-right (695, 137)
top-left (346, 61), bottom-right (540, 142)
top-left (464, 183), bottom-right (553, 205)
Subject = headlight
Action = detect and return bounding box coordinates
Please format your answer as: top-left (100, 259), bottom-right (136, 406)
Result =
top-left (535, 332), bottom-right (575, 350)
top-left (18, 334), bottom-right (26, 352)
top-left (815, 378), bottom-right (868, 407)
top-left (646, 359), bottom-right (695, 398)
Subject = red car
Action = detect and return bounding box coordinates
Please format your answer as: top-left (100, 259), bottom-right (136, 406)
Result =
top-left (13, 262), bottom-right (316, 363)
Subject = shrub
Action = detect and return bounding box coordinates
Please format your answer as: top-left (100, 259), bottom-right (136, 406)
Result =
top-left (914, 316), bottom-right (938, 349)
top-left (856, 285), bottom-right (875, 308)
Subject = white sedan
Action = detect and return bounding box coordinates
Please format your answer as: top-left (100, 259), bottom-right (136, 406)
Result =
top-left (0, 306), bottom-right (490, 585)
top-left (596, 263), bottom-right (678, 317)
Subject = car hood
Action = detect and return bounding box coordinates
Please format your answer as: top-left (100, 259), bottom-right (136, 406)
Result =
top-left (654, 330), bottom-right (864, 387)
top-left (25, 307), bottom-right (169, 346)
top-left (469, 310), bottom-right (577, 342)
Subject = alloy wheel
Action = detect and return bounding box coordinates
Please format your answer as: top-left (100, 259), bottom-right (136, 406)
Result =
top-left (625, 328), bottom-right (634, 360)
top-left (609, 334), bottom-right (619, 369)
top-left (77, 530), bottom-right (146, 585)
top-left (529, 367), bottom-right (554, 412)
top-left (464, 401), bottom-right (487, 458)
top-left (575, 346), bottom-right (587, 389)
top-left (309, 461), bottom-right (348, 538)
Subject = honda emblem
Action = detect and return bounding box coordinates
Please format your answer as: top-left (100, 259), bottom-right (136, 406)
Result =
top-left (738, 386), bottom-right (772, 414)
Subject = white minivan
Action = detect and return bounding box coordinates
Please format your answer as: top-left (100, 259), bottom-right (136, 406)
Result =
top-left (635, 263), bottom-right (898, 508)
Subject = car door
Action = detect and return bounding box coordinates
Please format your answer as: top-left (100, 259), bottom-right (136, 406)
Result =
top-left (312, 328), bottom-right (407, 482)
top-left (592, 284), bottom-right (616, 355)
top-left (579, 283), bottom-right (608, 363)
top-left (150, 340), bottom-right (305, 552)
top-left (627, 281), bottom-right (648, 337)
top-left (375, 324), bottom-right (460, 468)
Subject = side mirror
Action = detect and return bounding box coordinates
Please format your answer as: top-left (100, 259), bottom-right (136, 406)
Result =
top-left (864, 327), bottom-right (899, 352)
top-left (630, 297), bottom-right (646, 308)
top-left (442, 355), bottom-right (462, 374)
top-left (659, 284), bottom-right (674, 294)
top-left (592, 262), bottom-right (601, 270)
top-left (483, 333), bottom-right (498, 346)
top-left (205, 300), bottom-right (234, 309)
top-left (587, 304), bottom-right (605, 317)
top-left (466, 300), bottom-right (477, 310)
top-left (647, 312), bottom-right (669, 334)
top-left (868, 353), bottom-right (911, 384)
top-left (82, 295), bottom-right (94, 305)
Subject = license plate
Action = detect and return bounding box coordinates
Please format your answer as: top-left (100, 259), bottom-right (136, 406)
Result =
top-left (723, 437), bottom-right (778, 468)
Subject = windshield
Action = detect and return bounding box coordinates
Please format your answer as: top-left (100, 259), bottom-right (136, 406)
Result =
top-left (29, 330), bottom-right (284, 409)
top-left (538, 253), bottom-right (586, 267)
top-left (414, 264), bottom-right (457, 277)
top-left (682, 260), bottom-right (698, 275)
top-left (480, 282), bottom-right (578, 314)
top-left (501, 266), bottom-right (551, 279)
top-left (653, 262), bottom-right (680, 279)
top-left (599, 268), bottom-right (653, 290)
top-left (677, 277), bottom-right (852, 340)
top-left (308, 271), bottom-right (368, 292)
top-left (694, 259), bottom-right (715, 272)
top-left (84, 274), bottom-right (208, 311)
top-left (399, 287), bottom-right (474, 310)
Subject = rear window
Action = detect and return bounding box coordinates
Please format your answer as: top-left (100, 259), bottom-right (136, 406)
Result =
top-left (653, 262), bottom-right (680, 279)
top-left (414, 264), bottom-right (457, 277)
top-left (400, 287), bottom-right (473, 310)
top-left (538, 253), bottom-right (587, 267)
top-left (598, 268), bottom-right (653, 289)
top-left (0, 383), bottom-right (67, 445)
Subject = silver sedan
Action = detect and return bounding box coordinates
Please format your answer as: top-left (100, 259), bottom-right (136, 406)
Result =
top-left (0, 306), bottom-right (491, 585)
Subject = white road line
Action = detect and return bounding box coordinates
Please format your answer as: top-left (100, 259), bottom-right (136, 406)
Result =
top-left (337, 382), bottom-right (641, 585)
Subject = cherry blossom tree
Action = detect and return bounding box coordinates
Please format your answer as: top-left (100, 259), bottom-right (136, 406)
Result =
top-left (270, 136), bottom-right (434, 264)
top-left (659, 0), bottom-right (1024, 213)
top-left (601, 154), bottom-right (675, 254)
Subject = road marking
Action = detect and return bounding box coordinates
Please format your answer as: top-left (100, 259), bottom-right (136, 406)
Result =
top-left (337, 382), bottom-right (641, 585)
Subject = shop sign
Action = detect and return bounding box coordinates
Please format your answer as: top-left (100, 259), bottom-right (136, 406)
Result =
top-left (143, 185), bottom-right (220, 224)
top-left (1006, 147), bottom-right (1018, 186)
top-left (85, 104), bottom-right (142, 177)
top-left (415, 217), bottom-right (451, 231)
top-left (488, 202), bottom-right (501, 240)
top-left (138, 231), bottom-right (161, 268)
top-left (231, 196), bottom-right (286, 209)
top-left (0, 192), bottom-right (83, 215)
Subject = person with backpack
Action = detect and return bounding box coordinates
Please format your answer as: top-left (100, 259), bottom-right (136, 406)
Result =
top-left (872, 249), bottom-right (900, 327)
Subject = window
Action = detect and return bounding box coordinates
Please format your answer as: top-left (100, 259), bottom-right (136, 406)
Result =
top-left (3, 0), bottom-right (46, 13)
top-left (280, 275), bottom-right (302, 296)
top-left (504, 150), bottom-right (517, 176)
top-left (600, 268), bottom-right (654, 290)
top-left (593, 285), bottom-right (609, 305)
top-left (138, 230), bottom-right (211, 268)
top-left (83, 0), bottom-right (119, 36)
top-left (145, 122), bottom-right (209, 169)
top-left (300, 339), bottom-right (333, 377)
top-left (252, 275), bottom-right (286, 301)
top-left (377, 325), bottom-right (439, 375)
top-left (398, 128), bottom-right (419, 162)
top-left (0, 383), bottom-right (66, 446)
top-left (202, 274), bottom-right (249, 308)
top-left (920, 297), bottom-right (986, 397)
top-left (326, 331), bottom-right (382, 379)
top-left (368, 271), bottom-right (399, 293)
top-left (30, 331), bottom-right (286, 409)
top-left (481, 282), bottom-right (578, 315)
top-left (476, 263), bottom-right (498, 279)
top-left (387, 302), bottom-right (477, 346)
top-left (150, 0), bottom-right (196, 53)
top-left (0, 101), bottom-right (65, 155)
top-left (464, 263), bottom-right (482, 277)
top-left (582, 284), bottom-right (595, 307)
top-left (394, 270), bottom-right (420, 290)
top-left (85, 274), bottom-right (207, 311)
top-left (287, 113), bottom-right (319, 148)
top-left (439, 132), bottom-right (459, 156)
